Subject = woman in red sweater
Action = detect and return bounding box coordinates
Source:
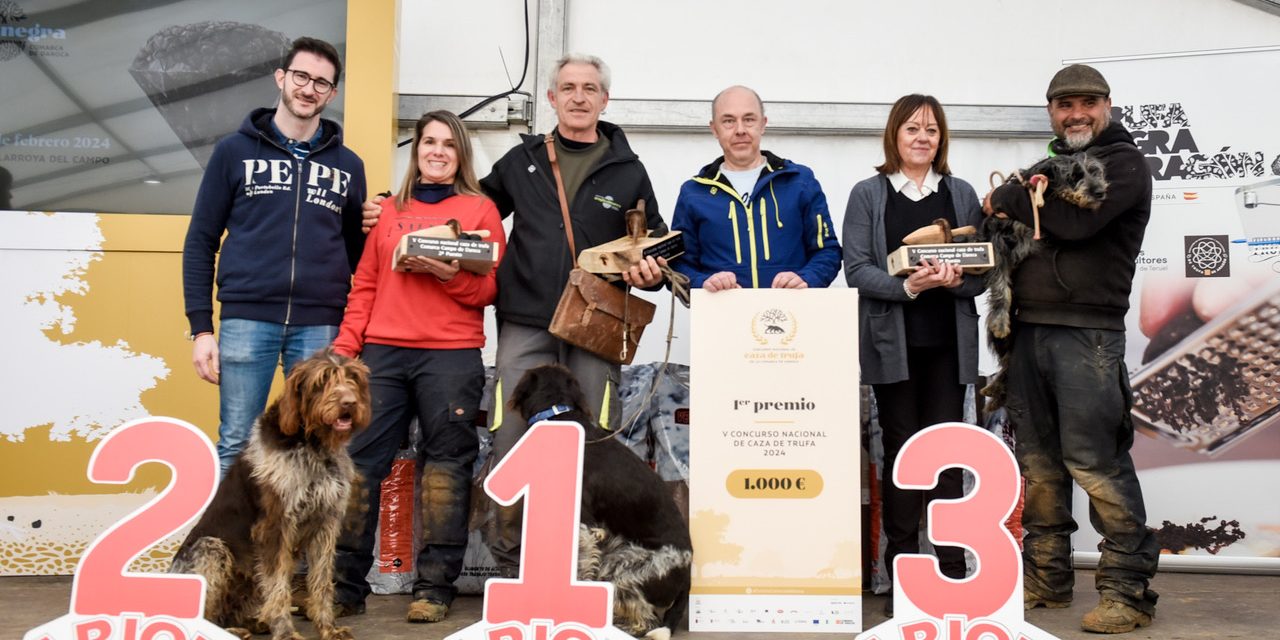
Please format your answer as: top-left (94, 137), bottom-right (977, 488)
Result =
top-left (332, 110), bottom-right (505, 623)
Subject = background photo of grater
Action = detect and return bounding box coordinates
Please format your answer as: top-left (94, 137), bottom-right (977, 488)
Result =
top-left (1131, 279), bottom-right (1280, 455)
top-left (1234, 177), bottom-right (1280, 259)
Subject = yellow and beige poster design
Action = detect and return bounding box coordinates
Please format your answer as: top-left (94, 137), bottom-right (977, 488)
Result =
top-left (688, 288), bottom-right (861, 633)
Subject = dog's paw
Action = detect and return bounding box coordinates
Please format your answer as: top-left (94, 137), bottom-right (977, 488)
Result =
top-left (321, 626), bottom-right (354, 640)
top-left (270, 632), bottom-right (304, 640)
top-left (224, 628), bottom-right (253, 640)
top-left (643, 627), bottom-right (672, 640)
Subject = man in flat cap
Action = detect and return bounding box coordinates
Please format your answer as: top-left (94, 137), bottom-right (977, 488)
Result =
top-left (983, 64), bottom-right (1159, 634)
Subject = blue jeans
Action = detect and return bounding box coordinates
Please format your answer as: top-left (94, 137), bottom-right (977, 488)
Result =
top-left (215, 318), bottom-right (337, 475)
top-left (1005, 324), bottom-right (1159, 614)
top-left (334, 345), bottom-right (483, 607)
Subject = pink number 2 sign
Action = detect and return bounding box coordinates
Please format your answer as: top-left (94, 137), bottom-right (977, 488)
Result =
top-left (856, 422), bottom-right (1062, 640)
top-left (447, 420), bottom-right (633, 640)
top-left (24, 417), bottom-right (238, 640)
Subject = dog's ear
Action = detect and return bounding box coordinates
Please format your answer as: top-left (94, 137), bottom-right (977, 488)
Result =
top-left (276, 360), bottom-right (309, 436)
top-left (345, 358), bottom-right (373, 430)
top-left (506, 370), bottom-right (531, 419)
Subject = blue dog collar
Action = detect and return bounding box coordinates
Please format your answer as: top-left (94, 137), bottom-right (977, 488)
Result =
top-left (528, 404), bottom-right (572, 425)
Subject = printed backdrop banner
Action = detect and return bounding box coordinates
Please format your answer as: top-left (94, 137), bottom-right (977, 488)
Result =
top-left (0, 0), bottom-right (348, 214)
top-left (0, 0), bottom-right (392, 579)
top-left (1074, 47), bottom-right (1280, 567)
top-left (688, 288), bottom-right (861, 633)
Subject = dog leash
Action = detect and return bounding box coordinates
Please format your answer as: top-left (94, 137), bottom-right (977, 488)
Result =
top-left (989, 170), bottom-right (1048, 240)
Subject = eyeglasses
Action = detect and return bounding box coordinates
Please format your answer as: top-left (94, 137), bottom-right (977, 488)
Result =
top-left (285, 69), bottom-right (335, 95)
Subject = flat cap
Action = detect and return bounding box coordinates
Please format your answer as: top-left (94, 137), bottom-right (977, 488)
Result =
top-left (1046, 64), bottom-right (1110, 101)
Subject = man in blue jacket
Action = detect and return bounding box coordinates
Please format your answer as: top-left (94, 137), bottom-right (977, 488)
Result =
top-left (182, 37), bottom-right (368, 476)
top-left (672, 86), bottom-right (841, 291)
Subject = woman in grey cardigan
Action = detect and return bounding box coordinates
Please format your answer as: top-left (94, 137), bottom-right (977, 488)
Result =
top-left (842, 94), bottom-right (984, 612)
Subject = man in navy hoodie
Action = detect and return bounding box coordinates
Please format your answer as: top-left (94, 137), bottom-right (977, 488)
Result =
top-left (183, 37), bottom-right (368, 476)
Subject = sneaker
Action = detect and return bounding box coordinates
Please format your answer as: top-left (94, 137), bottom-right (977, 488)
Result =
top-left (1081, 600), bottom-right (1152, 634)
top-left (1024, 591), bottom-right (1072, 611)
top-left (407, 599), bottom-right (450, 623)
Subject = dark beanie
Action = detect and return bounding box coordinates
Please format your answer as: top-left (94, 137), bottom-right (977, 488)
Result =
top-left (1046, 64), bottom-right (1110, 101)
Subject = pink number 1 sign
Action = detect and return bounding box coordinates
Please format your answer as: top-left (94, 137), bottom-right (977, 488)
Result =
top-left (447, 420), bottom-right (633, 640)
top-left (23, 417), bottom-right (237, 640)
top-left (856, 423), bottom-right (1061, 640)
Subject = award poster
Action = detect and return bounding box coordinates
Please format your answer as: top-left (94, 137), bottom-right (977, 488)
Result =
top-left (688, 288), bottom-right (861, 633)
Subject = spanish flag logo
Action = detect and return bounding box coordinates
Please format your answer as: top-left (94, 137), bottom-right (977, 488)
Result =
top-left (1183, 192), bottom-right (1199, 201)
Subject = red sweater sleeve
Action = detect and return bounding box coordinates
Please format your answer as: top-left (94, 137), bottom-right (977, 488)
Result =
top-left (440, 198), bottom-right (507, 307)
top-left (332, 200), bottom-right (392, 356)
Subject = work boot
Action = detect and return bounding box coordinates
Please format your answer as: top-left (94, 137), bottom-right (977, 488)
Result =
top-left (406, 599), bottom-right (450, 623)
top-left (1024, 590), bottom-right (1072, 611)
top-left (1081, 600), bottom-right (1152, 634)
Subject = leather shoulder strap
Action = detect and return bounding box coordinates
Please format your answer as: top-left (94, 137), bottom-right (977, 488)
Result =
top-left (545, 134), bottom-right (576, 258)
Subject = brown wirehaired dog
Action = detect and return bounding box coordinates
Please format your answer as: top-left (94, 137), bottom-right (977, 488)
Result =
top-left (171, 349), bottom-right (371, 640)
top-left (508, 365), bottom-right (692, 640)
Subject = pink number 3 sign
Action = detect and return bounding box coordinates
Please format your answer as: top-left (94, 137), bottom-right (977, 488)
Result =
top-left (857, 422), bottom-right (1063, 640)
top-left (24, 417), bottom-right (238, 640)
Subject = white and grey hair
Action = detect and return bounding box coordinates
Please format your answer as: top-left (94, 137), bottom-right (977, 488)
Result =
top-left (548, 52), bottom-right (612, 93)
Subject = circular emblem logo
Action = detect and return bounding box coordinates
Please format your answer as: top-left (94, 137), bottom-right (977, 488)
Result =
top-left (751, 308), bottom-right (798, 346)
top-left (1186, 236), bottom-right (1228, 276)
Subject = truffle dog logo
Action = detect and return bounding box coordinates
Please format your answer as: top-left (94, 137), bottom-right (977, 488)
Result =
top-left (751, 307), bottom-right (797, 346)
top-left (1185, 235), bottom-right (1230, 278)
top-left (0, 1), bottom-right (27, 62)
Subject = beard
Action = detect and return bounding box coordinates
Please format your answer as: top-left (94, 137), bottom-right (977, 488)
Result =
top-left (281, 88), bottom-right (327, 121)
top-left (1058, 111), bottom-right (1110, 150)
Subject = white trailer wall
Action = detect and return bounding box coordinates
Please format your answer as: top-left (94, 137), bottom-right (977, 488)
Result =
top-left (396, 0), bottom-right (1280, 366)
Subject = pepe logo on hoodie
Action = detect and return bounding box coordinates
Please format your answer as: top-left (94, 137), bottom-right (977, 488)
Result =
top-left (242, 158), bottom-right (352, 213)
